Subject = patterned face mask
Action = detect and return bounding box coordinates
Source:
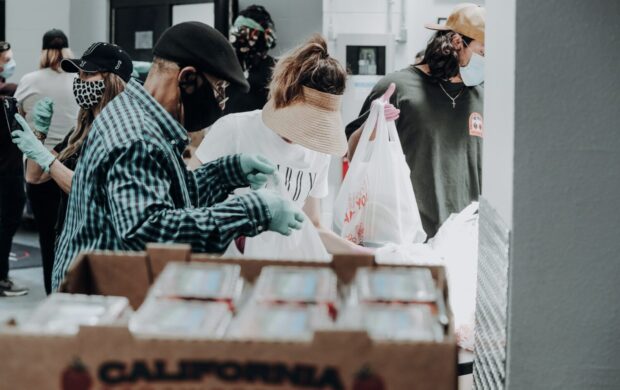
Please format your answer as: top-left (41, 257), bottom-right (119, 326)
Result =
top-left (73, 77), bottom-right (105, 110)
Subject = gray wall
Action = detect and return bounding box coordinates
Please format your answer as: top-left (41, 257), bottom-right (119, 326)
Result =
top-left (490, 0), bottom-right (620, 388)
top-left (69, 0), bottom-right (109, 58)
top-left (239, 0), bottom-right (322, 57)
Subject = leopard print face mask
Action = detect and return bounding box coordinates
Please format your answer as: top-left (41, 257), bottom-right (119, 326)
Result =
top-left (73, 77), bottom-right (105, 110)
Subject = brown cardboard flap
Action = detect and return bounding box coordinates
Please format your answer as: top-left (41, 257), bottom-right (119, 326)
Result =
top-left (59, 252), bottom-right (92, 294)
top-left (146, 243), bottom-right (191, 281)
top-left (87, 251), bottom-right (150, 309)
top-left (331, 254), bottom-right (374, 283)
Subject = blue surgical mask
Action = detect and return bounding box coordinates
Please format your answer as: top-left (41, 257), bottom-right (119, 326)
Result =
top-left (0, 59), bottom-right (16, 80)
top-left (460, 51), bottom-right (484, 86)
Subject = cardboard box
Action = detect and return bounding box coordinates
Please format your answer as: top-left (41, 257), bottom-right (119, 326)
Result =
top-left (0, 244), bottom-right (457, 390)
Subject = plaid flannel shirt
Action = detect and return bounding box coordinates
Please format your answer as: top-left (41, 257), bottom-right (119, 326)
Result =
top-left (52, 79), bottom-right (270, 290)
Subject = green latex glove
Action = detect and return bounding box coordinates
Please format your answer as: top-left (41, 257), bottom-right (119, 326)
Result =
top-left (32, 97), bottom-right (54, 135)
top-left (11, 114), bottom-right (55, 172)
top-left (240, 154), bottom-right (276, 189)
top-left (254, 189), bottom-right (305, 236)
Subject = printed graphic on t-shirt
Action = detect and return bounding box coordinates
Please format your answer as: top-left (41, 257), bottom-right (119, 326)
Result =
top-left (469, 112), bottom-right (483, 137)
top-left (277, 165), bottom-right (318, 202)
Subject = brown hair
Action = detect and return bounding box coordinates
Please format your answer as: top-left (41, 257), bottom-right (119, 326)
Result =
top-left (268, 34), bottom-right (346, 109)
top-left (39, 48), bottom-right (73, 72)
top-left (57, 72), bottom-right (125, 162)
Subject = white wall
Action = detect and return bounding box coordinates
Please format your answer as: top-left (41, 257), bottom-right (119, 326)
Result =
top-left (5, 0), bottom-right (71, 82)
top-left (69, 0), bottom-right (108, 59)
top-left (324, 0), bottom-right (485, 71)
top-left (481, 0), bottom-right (514, 225)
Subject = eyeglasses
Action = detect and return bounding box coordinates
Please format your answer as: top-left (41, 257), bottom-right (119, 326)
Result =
top-left (212, 80), bottom-right (229, 109)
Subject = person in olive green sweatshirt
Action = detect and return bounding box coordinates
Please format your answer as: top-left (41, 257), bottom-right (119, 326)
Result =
top-left (346, 4), bottom-right (486, 238)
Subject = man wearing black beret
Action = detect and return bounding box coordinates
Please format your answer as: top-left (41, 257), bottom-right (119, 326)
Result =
top-left (52, 22), bottom-right (305, 290)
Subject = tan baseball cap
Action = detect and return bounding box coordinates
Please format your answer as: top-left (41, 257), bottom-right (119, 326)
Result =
top-left (425, 3), bottom-right (486, 44)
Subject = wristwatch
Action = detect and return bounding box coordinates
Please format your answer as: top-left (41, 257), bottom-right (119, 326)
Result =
top-left (33, 128), bottom-right (47, 141)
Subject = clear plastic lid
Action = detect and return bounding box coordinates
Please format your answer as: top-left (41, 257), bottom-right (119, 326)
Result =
top-left (338, 304), bottom-right (443, 342)
top-left (149, 262), bottom-right (242, 301)
top-left (226, 303), bottom-right (332, 341)
top-left (354, 267), bottom-right (436, 303)
top-left (252, 266), bottom-right (338, 304)
top-left (129, 298), bottom-right (231, 339)
top-left (21, 293), bottom-right (130, 335)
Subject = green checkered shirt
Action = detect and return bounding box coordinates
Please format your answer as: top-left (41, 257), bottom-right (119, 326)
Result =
top-left (52, 79), bottom-right (270, 290)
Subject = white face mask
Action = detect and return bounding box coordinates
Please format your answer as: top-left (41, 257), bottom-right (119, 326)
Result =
top-left (0, 59), bottom-right (16, 80)
top-left (460, 50), bottom-right (484, 86)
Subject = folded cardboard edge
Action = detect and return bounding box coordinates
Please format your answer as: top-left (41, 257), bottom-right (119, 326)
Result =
top-left (0, 323), bottom-right (454, 351)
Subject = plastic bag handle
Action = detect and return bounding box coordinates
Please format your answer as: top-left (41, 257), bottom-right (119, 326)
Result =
top-left (351, 100), bottom-right (387, 165)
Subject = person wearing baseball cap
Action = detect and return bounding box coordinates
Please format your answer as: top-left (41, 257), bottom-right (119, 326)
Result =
top-left (346, 3), bottom-right (485, 238)
top-left (8, 28), bottom-right (78, 295)
top-left (51, 22), bottom-right (305, 291)
top-left (10, 42), bottom-right (132, 293)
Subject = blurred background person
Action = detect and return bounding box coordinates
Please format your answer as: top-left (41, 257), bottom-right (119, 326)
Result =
top-left (225, 4), bottom-right (277, 115)
top-left (346, 4), bottom-right (485, 238)
top-left (12, 43), bottom-right (131, 291)
top-left (13, 29), bottom-right (78, 294)
top-left (0, 41), bottom-right (28, 296)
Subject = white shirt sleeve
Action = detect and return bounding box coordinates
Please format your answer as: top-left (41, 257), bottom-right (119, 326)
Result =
top-left (14, 74), bottom-right (38, 129)
top-left (194, 114), bottom-right (239, 163)
top-left (308, 155), bottom-right (331, 199)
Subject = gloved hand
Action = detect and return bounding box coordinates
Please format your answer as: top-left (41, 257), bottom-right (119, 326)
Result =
top-left (11, 114), bottom-right (55, 172)
top-left (240, 154), bottom-right (276, 189)
top-left (32, 97), bottom-right (54, 135)
top-left (255, 189), bottom-right (305, 236)
top-left (380, 82), bottom-right (400, 122)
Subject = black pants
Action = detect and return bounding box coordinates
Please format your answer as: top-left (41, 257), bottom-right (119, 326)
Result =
top-left (0, 175), bottom-right (25, 280)
top-left (27, 180), bottom-right (60, 294)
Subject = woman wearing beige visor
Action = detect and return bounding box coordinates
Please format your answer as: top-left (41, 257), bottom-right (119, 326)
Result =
top-left (190, 35), bottom-right (369, 255)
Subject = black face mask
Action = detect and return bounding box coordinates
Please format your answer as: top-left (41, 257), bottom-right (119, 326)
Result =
top-left (179, 73), bottom-right (222, 132)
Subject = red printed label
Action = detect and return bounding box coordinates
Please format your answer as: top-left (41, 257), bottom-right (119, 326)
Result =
top-left (469, 112), bottom-right (483, 137)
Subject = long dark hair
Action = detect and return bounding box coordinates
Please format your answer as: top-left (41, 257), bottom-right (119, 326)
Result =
top-left (57, 73), bottom-right (125, 162)
top-left (418, 31), bottom-right (473, 80)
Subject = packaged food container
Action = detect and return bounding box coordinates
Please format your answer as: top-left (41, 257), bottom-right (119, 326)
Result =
top-left (338, 304), bottom-right (444, 342)
top-left (353, 267), bottom-right (436, 303)
top-left (149, 262), bottom-right (243, 304)
top-left (252, 266), bottom-right (339, 318)
top-left (253, 266), bottom-right (338, 304)
top-left (20, 293), bottom-right (130, 335)
top-left (129, 299), bottom-right (231, 339)
top-left (226, 303), bottom-right (332, 341)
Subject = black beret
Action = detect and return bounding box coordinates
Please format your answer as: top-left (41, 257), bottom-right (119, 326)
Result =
top-left (153, 22), bottom-right (249, 93)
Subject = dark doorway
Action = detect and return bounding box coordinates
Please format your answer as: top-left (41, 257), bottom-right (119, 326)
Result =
top-left (110, 0), bottom-right (237, 62)
top-left (0, 0), bottom-right (5, 41)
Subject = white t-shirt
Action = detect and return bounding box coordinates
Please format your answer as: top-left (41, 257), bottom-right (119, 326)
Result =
top-left (195, 110), bottom-right (331, 206)
top-left (15, 68), bottom-right (79, 150)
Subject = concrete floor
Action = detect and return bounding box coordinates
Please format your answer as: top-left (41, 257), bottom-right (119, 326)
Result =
top-left (0, 227), bottom-right (47, 324)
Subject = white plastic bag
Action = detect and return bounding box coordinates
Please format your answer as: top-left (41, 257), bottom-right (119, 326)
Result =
top-left (228, 174), bottom-right (330, 262)
top-left (429, 201), bottom-right (479, 350)
top-left (333, 100), bottom-right (426, 246)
